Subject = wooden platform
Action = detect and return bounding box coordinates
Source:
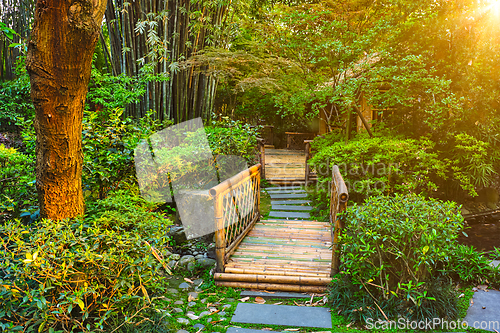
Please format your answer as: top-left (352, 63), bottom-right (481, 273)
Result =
top-left (214, 219), bottom-right (333, 292)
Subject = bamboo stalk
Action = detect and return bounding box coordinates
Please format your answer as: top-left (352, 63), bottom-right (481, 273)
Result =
top-left (214, 273), bottom-right (332, 286)
top-left (214, 193), bottom-right (225, 273)
top-left (214, 281), bottom-right (327, 293)
top-left (226, 262), bottom-right (331, 272)
top-left (224, 267), bottom-right (330, 278)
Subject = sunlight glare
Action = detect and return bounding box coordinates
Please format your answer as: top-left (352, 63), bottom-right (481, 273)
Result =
top-left (489, 0), bottom-right (500, 16)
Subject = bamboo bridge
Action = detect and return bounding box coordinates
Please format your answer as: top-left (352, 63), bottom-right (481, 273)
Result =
top-left (209, 162), bottom-right (348, 293)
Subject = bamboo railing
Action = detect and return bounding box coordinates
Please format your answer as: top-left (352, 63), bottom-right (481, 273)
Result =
top-left (330, 165), bottom-right (349, 275)
top-left (304, 140), bottom-right (314, 186)
top-left (210, 164), bottom-right (261, 273)
top-left (257, 139), bottom-right (265, 179)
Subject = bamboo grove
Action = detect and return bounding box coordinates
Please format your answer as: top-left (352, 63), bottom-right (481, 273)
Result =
top-left (1, 0), bottom-right (238, 123)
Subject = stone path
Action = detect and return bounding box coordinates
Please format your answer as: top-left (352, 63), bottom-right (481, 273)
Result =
top-left (227, 291), bottom-right (331, 331)
top-left (266, 186), bottom-right (311, 220)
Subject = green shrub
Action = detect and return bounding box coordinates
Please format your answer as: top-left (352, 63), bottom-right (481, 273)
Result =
top-left (331, 194), bottom-right (465, 322)
top-left (0, 57), bottom-right (34, 128)
top-left (82, 108), bottom-right (168, 199)
top-left (310, 134), bottom-right (448, 204)
top-left (0, 190), bottom-right (172, 332)
top-left (205, 117), bottom-right (260, 165)
top-left (444, 244), bottom-right (496, 284)
top-left (0, 144), bottom-right (36, 218)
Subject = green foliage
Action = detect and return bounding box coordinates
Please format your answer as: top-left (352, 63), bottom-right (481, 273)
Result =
top-left (451, 133), bottom-right (499, 190)
top-left (331, 194), bottom-right (465, 322)
top-left (0, 57), bottom-right (34, 128)
top-left (310, 133), bottom-right (448, 203)
top-left (82, 108), bottom-right (168, 199)
top-left (205, 117), bottom-right (260, 164)
top-left (444, 244), bottom-right (496, 285)
top-left (0, 190), bottom-right (172, 332)
top-left (86, 68), bottom-right (148, 111)
top-left (0, 145), bottom-right (36, 218)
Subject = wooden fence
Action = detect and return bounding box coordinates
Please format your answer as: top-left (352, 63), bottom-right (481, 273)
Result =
top-left (210, 164), bottom-right (261, 272)
top-left (330, 165), bottom-right (349, 275)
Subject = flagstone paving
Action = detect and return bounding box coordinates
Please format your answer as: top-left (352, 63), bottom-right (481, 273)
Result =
top-left (269, 193), bottom-right (308, 199)
top-left (231, 303), bottom-right (332, 328)
top-left (464, 289), bottom-right (500, 332)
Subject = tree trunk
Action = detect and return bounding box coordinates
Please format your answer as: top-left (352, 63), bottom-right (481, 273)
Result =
top-left (26, 0), bottom-right (107, 220)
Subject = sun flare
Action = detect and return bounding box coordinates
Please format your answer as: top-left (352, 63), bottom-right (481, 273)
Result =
top-left (489, 0), bottom-right (500, 15)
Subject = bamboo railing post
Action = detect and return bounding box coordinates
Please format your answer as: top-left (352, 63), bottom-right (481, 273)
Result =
top-left (330, 165), bottom-right (349, 276)
top-left (304, 140), bottom-right (312, 186)
top-left (257, 139), bottom-right (265, 179)
top-left (214, 193), bottom-right (225, 273)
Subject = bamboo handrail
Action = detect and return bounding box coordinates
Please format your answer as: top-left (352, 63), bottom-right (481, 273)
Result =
top-left (210, 164), bottom-right (261, 273)
top-left (304, 140), bottom-right (313, 186)
top-left (256, 138), bottom-right (265, 179)
top-left (330, 165), bottom-right (349, 275)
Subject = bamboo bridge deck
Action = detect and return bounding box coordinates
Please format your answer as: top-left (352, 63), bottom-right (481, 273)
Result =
top-left (215, 218), bottom-right (333, 293)
top-left (210, 164), bottom-right (348, 293)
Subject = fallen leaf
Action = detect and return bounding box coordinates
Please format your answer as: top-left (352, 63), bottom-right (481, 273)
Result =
top-left (458, 293), bottom-right (465, 298)
top-left (184, 278), bottom-right (194, 284)
top-left (188, 294), bottom-right (195, 302)
top-left (477, 285), bottom-right (488, 291)
top-left (254, 297), bottom-right (266, 304)
top-left (239, 297), bottom-right (250, 302)
top-left (274, 302), bottom-right (283, 305)
top-left (262, 328), bottom-right (272, 331)
top-left (293, 301), bottom-right (301, 306)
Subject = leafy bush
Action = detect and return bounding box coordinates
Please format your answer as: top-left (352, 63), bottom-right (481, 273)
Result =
top-left (0, 57), bottom-right (34, 129)
top-left (309, 132), bottom-right (496, 205)
top-left (444, 244), bottom-right (496, 284)
top-left (205, 118), bottom-right (260, 165)
top-left (82, 108), bottom-right (168, 199)
top-left (310, 134), bottom-right (448, 203)
top-left (331, 194), bottom-right (465, 322)
top-left (0, 190), bottom-right (172, 332)
top-left (0, 144), bottom-right (36, 218)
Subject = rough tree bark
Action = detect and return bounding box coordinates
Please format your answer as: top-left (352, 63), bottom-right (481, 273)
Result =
top-left (26, 0), bottom-right (107, 219)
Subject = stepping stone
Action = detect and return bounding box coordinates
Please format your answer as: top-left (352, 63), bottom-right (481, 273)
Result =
top-left (227, 328), bottom-right (284, 333)
top-left (269, 211), bottom-right (311, 219)
top-left (272, 205), bottom-right (313, 211)
top-left (266, 189), bottom-right (306, 194)
top-left (465, 290), bottom-right (500, 331)
top-left (271, 200), bottom-right (311, 205)
top-left (240, 291), bottom-right (312, 299)
top-left (269, 193), bottom-right (307, 199)
top-left (265, 186), bottom-right (304, 191)
top-left (231, 303), bottom-right (332, 328)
